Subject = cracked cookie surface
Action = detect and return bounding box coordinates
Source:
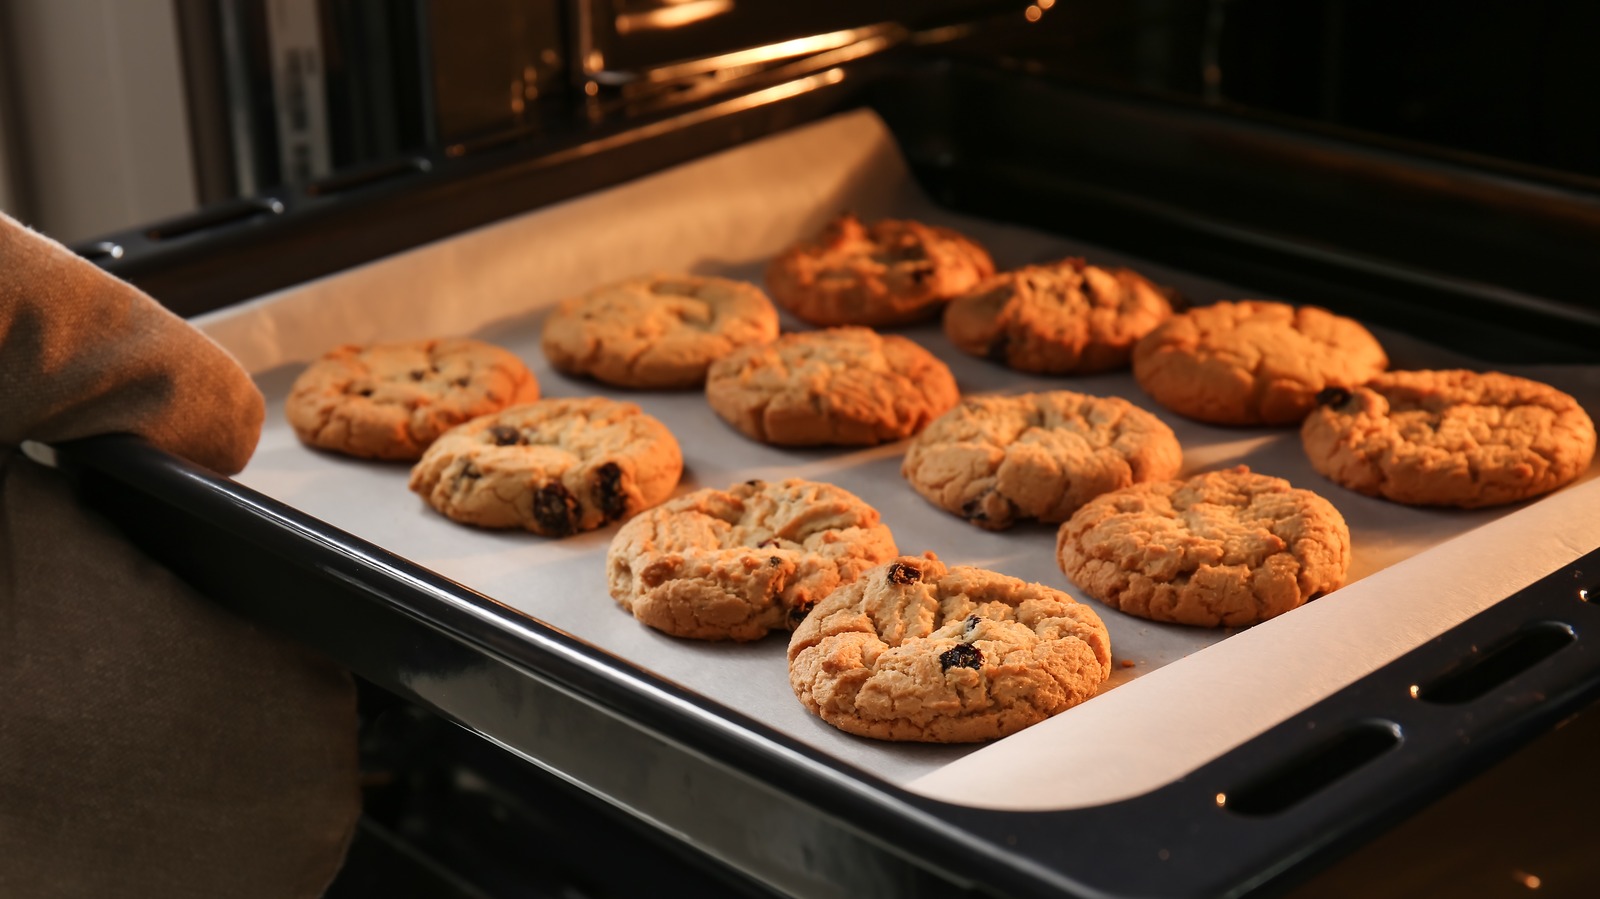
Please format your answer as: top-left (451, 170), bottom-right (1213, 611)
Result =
top-left (409, 397), bottom-right (681, 536)
top-left (766, 214), bottom-right (995, 327)
top-left (541, 274), bottom-right (779, 389)
top-left (1301, 370), bottom-right (1597, 508)
top-left (1132, 300), bottom-right (1387, 425)
top-left (788, 553), bottom-right (1112, 742)
top-left (705, 326), bottom-right (959, 446)
top-left (944, 258), bottom-right (1175, 374)
top-left (286, 337), bottom-right (539, 460)
top-left (903, 391), bottom-right (1183, 530)
top-left (606, 478), bottom-right (897, 641)
top-left (1056, 466), bottom-right (1350, 627)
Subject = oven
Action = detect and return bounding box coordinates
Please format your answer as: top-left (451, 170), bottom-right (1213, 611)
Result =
top-left (57, 2), bottom-right (1600, 897)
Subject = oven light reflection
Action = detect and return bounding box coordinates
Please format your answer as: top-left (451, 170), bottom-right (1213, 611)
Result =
top-left (1409, 684), bottom-right (1420, 698)
top-left (617, 0), bottom-right (734, 35)
top-left (1214, 792), bottom-right (1226, 807)
top-left (1513, 870), bottom-right (1542, 889)
top-left (1024, 5), bottom-right (1043, 22)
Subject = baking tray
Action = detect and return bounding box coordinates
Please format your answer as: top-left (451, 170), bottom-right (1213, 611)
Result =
top-left (57, 105), bottom-right (1600, 898)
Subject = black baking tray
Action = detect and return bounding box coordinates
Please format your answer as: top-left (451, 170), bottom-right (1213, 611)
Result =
top-left (58, 57), bottom-right (1600, 898)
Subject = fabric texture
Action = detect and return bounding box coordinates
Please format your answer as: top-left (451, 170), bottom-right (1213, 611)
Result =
top-left (0, 212), bottom-right (359, 898)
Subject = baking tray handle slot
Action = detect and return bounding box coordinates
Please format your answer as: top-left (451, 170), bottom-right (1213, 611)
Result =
top-left (1412, 620), bottom-right (1577, 705)
top-left (1220, 721), bottom-right (1401, 817)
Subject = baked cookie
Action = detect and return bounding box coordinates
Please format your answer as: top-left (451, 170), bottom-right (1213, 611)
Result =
top-left (540, 274), bottom-right (780, 389)
top-left (944, 258), bottom-right (1176, 374)
top-left (1301, 370), bottom-right (1598, 508)
top-left (1056, 466), bottom-right (1350, 627)
top-left (286, 338), bottom-right (540, 460)
top-left (606, 478), bottom-right (897, 641)
top-left (409, 397), bottom-right (682, 536)
top-left (705, 326), bottom-right (960, 446)
top-left (766, 214), bottom-right (995, 327)
top-left (788, 553), bottom-right (1112, 743)
top-left (1132, 300), bottom-right (1387, 425)
top-left (902, 391), bottom-right (1183, 530)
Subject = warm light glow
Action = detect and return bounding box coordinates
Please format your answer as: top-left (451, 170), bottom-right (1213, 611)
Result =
top-left (616, 0), bottom-right (734, 35)
top-left (1215, 792), bottom-right (1227, 807)
top-left (1038, 0), bottom-right (1056, 7)
top-left (1024, 5), bottom-right (1042, 21)
top-left (1514, 870), bottom-right (1542, 889)
top-left (1581, 587), bottom-right (1590, 602)
top-left (1409, 684), bottom-right (1420, 698)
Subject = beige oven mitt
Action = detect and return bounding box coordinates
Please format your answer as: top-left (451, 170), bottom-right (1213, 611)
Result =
top-left (0, 213), bottom-right (358, 898)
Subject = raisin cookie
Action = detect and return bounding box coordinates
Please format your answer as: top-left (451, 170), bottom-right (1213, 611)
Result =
top-left (541, 274), bottom-right (780, 389)
top-left (705, 326), bottom-right (960, 446)
top-left (903, 392), bottom-right (1183, 530)
top-left (1301, 370), bottom-right (1598, 508)
top-left (409, 397), bottom-right (681, 536)
top-left (607, 478), bottom-right (898, 641)
top-left (1056, 466), bottom-right (1351, 627)
top-left (286, 338), bottom-right (540, 460)
top-left (944, 258), bottom-right (1176, 374)
top-left (788, 553), bottom-right (1112, 743)
top-left (766, 214), bottom-right (995, 327)
top-left (1132, 300), bottom-right (1388, 425)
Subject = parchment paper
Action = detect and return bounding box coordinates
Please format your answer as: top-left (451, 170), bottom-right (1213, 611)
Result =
top-left (196, 109), bottom-right (1600, 809)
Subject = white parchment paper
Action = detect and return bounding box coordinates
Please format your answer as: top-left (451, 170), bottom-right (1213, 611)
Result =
top-left (196, 110), bottom-right (1600, 810)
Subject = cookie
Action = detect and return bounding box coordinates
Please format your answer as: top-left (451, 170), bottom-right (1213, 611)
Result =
top-left (902, 391), bottom-right (1183, 530)
top-left (1056, 466), bottom-right (1351, 627)
top-left (409, 397), bottom-right (682, 536)
top-left (787, 553), bottom-right (1112, 743)
top-left (540, 274), bottom-right (780, 389)
top-left (286, 338), bottom-right (540, 460)
top-left (1132, 300), bottom-right (1387, 425)
top-left (1301, 370), bottom-right (1597, 508)
top-left (705, 326), bottom-right (960, 446)
top-left (943, 258), bottom-right (1176, 374)
top-left (606, 478), bottom-right (898, 641)
top-left (765, 214), bottom-right (995, 327)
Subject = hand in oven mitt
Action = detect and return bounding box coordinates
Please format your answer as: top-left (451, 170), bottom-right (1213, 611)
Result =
top-left (0, 212), bottom-right (358, 899)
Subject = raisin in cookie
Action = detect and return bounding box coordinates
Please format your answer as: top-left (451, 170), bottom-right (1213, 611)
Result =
top-left (766, 214), bottom-right (995, 327)
top-left (1056, 466), bottom-right (1350, 627)
top-left (705, 326), bottom-right (960, 446)
top-left (903, 391), bottom-right (1183, 530)
top-left (409, 397), bottom-right (681, 536)
top-left (944, 258), bottom-right (1176, 374)
top-left (286, 337), bottom-right (540, 460)
top-left (607, 478), bottom-right (897, 641)
top-left (788, 553), bottom-right (1112, 743)
top-left (1132, 300), bottom-right (1387, 425)
top-left (1301, 370), bottom-right (1597, 508)
top-left (541, 274), bottom-right (780, 389)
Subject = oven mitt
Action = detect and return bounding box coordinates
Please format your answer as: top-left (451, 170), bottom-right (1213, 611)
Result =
top-left (0, 212), bottom-right (358, 899)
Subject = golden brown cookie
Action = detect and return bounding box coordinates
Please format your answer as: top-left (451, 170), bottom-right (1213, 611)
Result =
top-left (540, 274), bottom-right (780, 389)
top-left (1056, 466), bottom-right (1351, 627)
top-left (765, 214), bottom-right (995, 327)
top-left (943, 258), bottom-right (1176, 374)
top-left (286, 338), bottom-right (540, 460)
top-left (408, 398), bottom-right (681, 536)
top-left (705, 326), bottom-right (960, 446)
top-left (1132, 300), bottom-right (1387, 425)
top-left (788, 553), bottom-right (1112, 743)
top-left (1301, 370), bottom-right (1597, 508)
top-left (606, 478), bottom-right (898, 641)
top-left (902, 391), bottom-right (1183, 530)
